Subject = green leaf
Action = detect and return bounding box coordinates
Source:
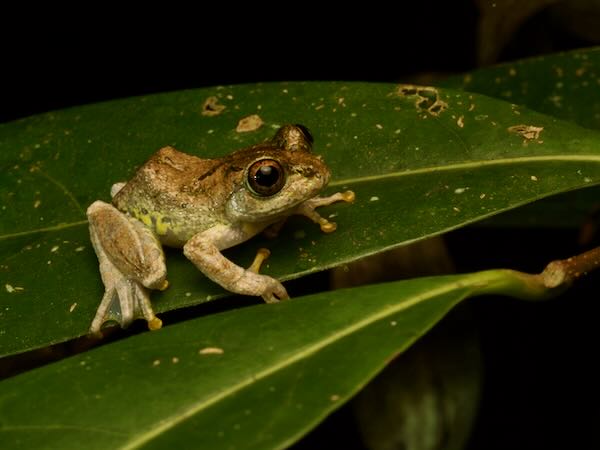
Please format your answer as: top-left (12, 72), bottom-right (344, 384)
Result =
top-left (441, 47), bottom-right (600, 228)
top-left (441, 47), bottom-right (600, 130)
top-left (0, 269), bottom-right (537, 450)
top-left (2, 81), bottom-right (600, 356)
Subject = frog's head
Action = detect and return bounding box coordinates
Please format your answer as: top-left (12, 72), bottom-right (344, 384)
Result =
top-left (225, 124), bottom-right (331, 222)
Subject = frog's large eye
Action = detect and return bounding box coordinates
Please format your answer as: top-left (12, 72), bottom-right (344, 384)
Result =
top-left (247, 159), bottom-right (286, 196)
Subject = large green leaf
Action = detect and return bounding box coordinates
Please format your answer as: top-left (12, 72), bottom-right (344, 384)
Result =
top-left (0, 269), bottom-right (541, 450)
top-left (2, 82), bottom-right (600, 356)
top-left (441, 47), bottom-right (600, 227)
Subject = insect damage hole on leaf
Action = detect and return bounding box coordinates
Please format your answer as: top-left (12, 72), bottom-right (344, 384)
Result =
top-left (396, 84), bottom-right (448, 116)
top-left (507, 124), bottom-right (544, 143)
top-left (201, 96), bottom-right (226, 116)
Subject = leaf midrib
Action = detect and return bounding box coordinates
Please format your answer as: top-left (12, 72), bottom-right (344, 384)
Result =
top-left (2, 154), bottom-right (599, 242)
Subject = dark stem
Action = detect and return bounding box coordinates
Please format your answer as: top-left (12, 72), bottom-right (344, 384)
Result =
top-left (540, 246), bottom-right (600, 288)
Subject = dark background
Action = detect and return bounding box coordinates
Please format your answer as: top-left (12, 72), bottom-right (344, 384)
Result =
top-left (3, 2), bottom-right (600, 449)
top-left (6, 3), bottom-right (476, 124)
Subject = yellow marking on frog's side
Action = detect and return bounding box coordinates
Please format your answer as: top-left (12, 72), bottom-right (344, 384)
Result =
top-left (155, 215), bottom-right (171, 236)
top-left (138, 213), bottom-right (153, 228)
top-left (131, 208), bottom-right (174, 236)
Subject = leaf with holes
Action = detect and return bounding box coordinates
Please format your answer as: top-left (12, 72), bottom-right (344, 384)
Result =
top-left (2, 81), bottom-right (600, 356)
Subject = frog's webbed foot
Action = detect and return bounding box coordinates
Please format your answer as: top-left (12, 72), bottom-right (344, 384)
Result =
top-left (296, 190), bottom-right (355, 233)
top-left (87, 201), bottom-right (167, 335)
top-left (90, 277), bottom-right (163, 336)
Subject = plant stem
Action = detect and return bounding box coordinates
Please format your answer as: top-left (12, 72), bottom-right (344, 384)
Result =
top-left (472, 246), bottom-right (600, 301)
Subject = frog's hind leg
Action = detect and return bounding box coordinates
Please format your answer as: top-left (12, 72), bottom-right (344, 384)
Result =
top-left (87, 201), bottom-right (167, 334)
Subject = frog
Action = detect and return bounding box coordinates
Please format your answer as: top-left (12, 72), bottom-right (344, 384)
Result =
top-left (86, 124), bottom-right (355, 334)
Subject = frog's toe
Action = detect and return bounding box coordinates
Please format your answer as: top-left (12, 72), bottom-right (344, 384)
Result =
top-left (89, 278), bottom-right (161, 334)
top-left (261, 281), bottom-right (289, 304)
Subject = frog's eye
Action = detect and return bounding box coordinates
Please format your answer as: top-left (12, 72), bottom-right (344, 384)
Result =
top-left (247, 159), bottom-right (286, 196)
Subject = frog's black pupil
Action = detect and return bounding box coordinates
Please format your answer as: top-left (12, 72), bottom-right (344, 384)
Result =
top-left (256, 165), bottom-right (279, 186)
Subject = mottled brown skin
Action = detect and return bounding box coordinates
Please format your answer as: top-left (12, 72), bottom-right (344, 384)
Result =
top-left (112, 142), bottom-right (330, 246)
top-left (87, 124), bottom-right (354, 334)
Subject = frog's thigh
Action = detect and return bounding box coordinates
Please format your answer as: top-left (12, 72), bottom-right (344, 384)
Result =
top-left (87, 201), bottom-right (166, 333)
top-left (87, 201), bottom-right (167, 289)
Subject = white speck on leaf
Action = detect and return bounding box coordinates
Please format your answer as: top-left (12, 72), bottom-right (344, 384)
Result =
top-left (199, 347), bottom-right (224, 355)
top-left (375, 124), bottom-right (383, 129)
top-left (152, 359), bottom-right (161, 367)
top-left (33, 199), bottom-right (41, 208)
top-left (531, 175), bottom-right (538, 181)
top-left (51, 245), bottom-right (59, 253)
top-left (454, 187), bottom-right (468, 194)
top-left (69, 302), bottom-right (78, 313)
top-left (75, 246), bottom-right (85, 252)
top-left (370, 196), bottom-right (379, 202)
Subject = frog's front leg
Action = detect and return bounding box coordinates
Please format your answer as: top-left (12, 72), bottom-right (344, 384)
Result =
top-left (296, 190), bottom-right (355, 233)
top-left (87, 201), bottom-right (168, 334)
top-left (183, 225), bottom-right (289, 303)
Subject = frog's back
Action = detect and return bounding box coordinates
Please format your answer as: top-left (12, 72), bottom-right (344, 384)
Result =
top-left (112, 147), bottom-right (228, 247)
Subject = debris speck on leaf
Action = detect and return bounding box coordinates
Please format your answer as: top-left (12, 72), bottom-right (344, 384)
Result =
top-left (369, 196), bottom-right (379, 202)
top-left (69, 302), bottom-right (78, 313)
top-left (201, 96), bottom-right (226, 116)
top-left (5, 284), bottom-right (24, 293)
top-left (236, 114), bottom-right (264, 133)
top-left (457, 115), bottom-right (465, 128)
